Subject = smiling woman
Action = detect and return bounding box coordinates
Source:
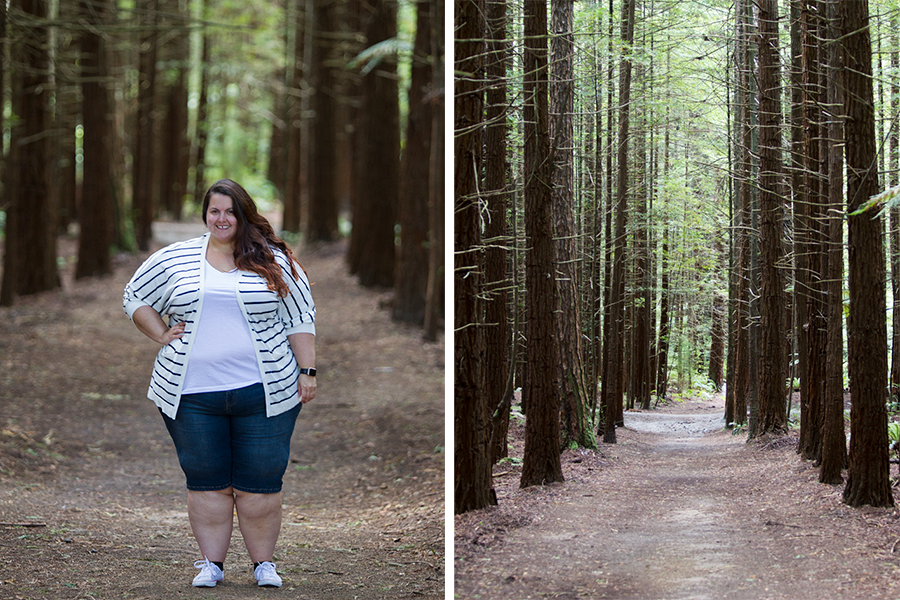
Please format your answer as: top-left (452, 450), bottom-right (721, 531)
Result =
top-left (122, 178), bottom-right (317, 588)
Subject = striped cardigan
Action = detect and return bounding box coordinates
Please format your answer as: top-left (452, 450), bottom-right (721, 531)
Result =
top-left (123, 233), bottom-right (316, 419)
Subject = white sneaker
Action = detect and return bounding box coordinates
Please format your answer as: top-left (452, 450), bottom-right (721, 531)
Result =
top-left (192, 557), bottom-right (224, 587)
top-left (254, 561), bottom-right (282, 587)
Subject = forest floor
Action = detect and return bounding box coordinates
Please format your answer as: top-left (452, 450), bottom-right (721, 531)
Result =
top-left (456, 394), bottom-right (900, 600)
top-left (0, 222), bottom-right (445, 599)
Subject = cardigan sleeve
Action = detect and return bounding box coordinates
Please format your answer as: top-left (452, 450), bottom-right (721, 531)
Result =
top-left (123, 247), bottom-right (171, 320)
top-left (276, 253), bottom-right (316, 336)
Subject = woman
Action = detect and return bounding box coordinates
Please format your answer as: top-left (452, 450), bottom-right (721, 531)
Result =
top-left (123, 179), bottom-right (316, 588)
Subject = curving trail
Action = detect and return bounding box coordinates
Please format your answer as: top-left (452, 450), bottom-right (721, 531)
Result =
top-left (456, 397), bottom-right (900, 600)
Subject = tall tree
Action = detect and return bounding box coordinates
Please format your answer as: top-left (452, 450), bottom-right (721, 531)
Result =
top-left (157, 0), bottom-right (189, 221)
top-left (423, 0), bottom-right (445, 343)
top-left (819, 0), bottom-right (847, 484)
top-left (551, 0), bottom-right (594, 449)
top-left (890, 17), bottom-right (900, 397)
top-left (800, 0), bottom-right (827, 461)
top-left (282, 0), bottom-right (306, 233)
top-left (193, 0), bottom-right (211, 202)
top-left (350, 0), bottom-right (400, 288)
top-left (76, 0), bottom-right (116, 278)
top-left (841, 0), bottom-right (893, 508)
top-left (308, 0), bottom-right (341, 242)
top-left (454, 0), bottom-right (494, 513)
top-left (732, 0), bottom-right (754, 428)
top-left (483, 0), bottom-right (512, 462)
top-left (754, 0), bottom-right (786, 437)
top-left (601, 0), bottom-right (636, 444)
top-left (393, 0), bottom-right (436, 325)
top-left (133, 0), bottom-right (157, 251)
top-left (520, 0), bottom-right (564, 487)
top-left (1, 0), bottom-right (59, 306)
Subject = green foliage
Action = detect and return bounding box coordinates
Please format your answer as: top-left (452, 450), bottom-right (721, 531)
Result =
top-left (888, 421), bottom-right (900, 445)
top-left (347, 38), bottom-right (414, 76)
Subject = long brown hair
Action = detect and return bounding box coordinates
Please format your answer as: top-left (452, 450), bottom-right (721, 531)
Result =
top-left (202, 179), bottom-right (301, 297)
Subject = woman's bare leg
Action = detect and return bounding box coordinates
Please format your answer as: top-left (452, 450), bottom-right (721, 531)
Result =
top-left (234, 490), bottom-right (282, 562)
top-left (187, 488), bottom-right (235, 561)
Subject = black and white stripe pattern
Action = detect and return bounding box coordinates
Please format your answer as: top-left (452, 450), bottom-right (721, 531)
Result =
top-left (123, 234), bottom-right (315, 419)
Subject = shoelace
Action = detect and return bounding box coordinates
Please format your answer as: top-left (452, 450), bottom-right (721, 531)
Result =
top-left (194, 558), bottom-right (222, 577)
top-left (256, 562), bottom-right (278, 579)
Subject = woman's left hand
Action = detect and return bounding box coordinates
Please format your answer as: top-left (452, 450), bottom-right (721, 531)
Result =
top-left (299, 374), bottom-right (317, 404)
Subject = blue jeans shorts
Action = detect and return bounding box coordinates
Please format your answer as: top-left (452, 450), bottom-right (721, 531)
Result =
top-left (161, 383), bottom-right (301, 494)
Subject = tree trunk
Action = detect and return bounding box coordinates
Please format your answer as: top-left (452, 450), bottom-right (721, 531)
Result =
top-left (656, 228), bottom-right (671, 402)
top-left (551, 0), bottom-right (593, 449)
top-left (283, 0), bottom-right (306, 234)
top-left (158, 0), bottom-right (189, 222)
top-left (193, 4), bottom-right (210, 202)
top-left (708, 291), bottom-right (726, 391)
top-left (308, 0), bottom-right (341, 242)
top-left (520, 0), bottom-right (564, 487)
top-left (754, 0), bottom-right (787, 438)
top-left (484, 0), bottom-right (512, 463)
top-left (351, 0), bottom-right (399, 288)
top-left (841, 0), bottom-right (893, 508)
top-left (393, 0), bottom-right (434, 324)
top-left (133, 0), bottom-right (157, 252)
top-left (801, 0), bottom-right (826, 461)
top-left (1, 0), bottom-right (59, 306)
top-left (601, 0), bottom-right (635, 445)
top-left (819, 0), bottom-right (847, 484)
top-left (890, 19), bottom-right (900, 397)
top-left (732, 0), bottom-right (754, 427)
top-left (423, 0), bottom-right (444, 343)
top-left (76, 0), bottom-right (115, 279)
top-left (453, 0), bottom-right (494, 513)
top-left (634, 63), bottom-right (651, 412)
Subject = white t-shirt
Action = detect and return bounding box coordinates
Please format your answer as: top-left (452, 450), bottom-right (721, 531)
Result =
top-left (182, 259), bottom-right (262, 394)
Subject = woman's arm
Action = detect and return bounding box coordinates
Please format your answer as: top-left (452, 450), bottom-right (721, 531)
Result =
top-left (288, 332), bottom-right (316, 403)
top-left (132, 305), bottom-right (185, 345)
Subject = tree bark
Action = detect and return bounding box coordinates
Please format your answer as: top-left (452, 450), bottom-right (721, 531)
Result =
top-left (351, 0), bottom-right (399, 288)
top-left (133, 0), bottom-right (157, 252)
top-left (454, 0), bottom-right (495, 513)
top-left (819, 0), bottom-right (847, 484)
top-left (520, 0), bottom-right (564, 487)
top-left (483, 0), bottom-right (512, 463)
top-left (551, 0), bottom-right (594, 449)
top-left (423, 0), bottom-right (444, 343)
top-left (283, 0), bottom-right (306, 234)
top-left (76, 0), bottom-right (116, 279)
top-left (755, 0), bottom-right (787, 438)
top-left (393, 0), bottom-right (435, 324)
top-left (601, 0), bottom-right (636, 444)
top-left (841, 0), bottom-right (893, 508)
top-left (308, 0), bottom-right (341, 242)
top-left (1, 0), bottom-right (59, 305)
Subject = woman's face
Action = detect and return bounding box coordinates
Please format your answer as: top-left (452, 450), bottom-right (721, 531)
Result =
top-left (206, 193), bottom-right (239, 244)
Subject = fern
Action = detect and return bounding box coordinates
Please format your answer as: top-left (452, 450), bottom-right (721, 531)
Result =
top-left (347, 38), bottom-right (413, 75)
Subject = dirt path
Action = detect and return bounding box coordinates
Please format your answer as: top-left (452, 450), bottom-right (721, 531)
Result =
top-left (0, 225), bottom-right (444, 599)
top-left (456, 397), bottom-right (900, 599)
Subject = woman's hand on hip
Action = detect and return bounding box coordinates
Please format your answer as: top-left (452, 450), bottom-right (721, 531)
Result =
top-left (159, 321), bottom-right (186, 345)
top-left (132, 305), bottom-right (185, 345)
top-left (299, 374), bottom-right (317, 404)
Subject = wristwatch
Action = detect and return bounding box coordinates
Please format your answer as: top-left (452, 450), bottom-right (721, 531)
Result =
top-left (299, 367), bottom-right (317, 377)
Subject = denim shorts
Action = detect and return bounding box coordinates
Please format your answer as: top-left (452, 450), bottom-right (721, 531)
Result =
top-left (161, 383), bottom-right (301, 494)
